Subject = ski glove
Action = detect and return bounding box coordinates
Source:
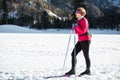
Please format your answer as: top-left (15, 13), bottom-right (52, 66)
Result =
top-left (72, 23), bottom-right (77, 30)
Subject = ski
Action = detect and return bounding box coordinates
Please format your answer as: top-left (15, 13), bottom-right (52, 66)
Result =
top-left (42, 73), bottom-right (91, 79)
top-left (42, 74), bottom-right (71, 79)
top-left (78, 73), bottom-right (91, 77)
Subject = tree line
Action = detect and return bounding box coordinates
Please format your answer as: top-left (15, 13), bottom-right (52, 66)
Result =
top-left (0, 0), bottom-right (120, 30)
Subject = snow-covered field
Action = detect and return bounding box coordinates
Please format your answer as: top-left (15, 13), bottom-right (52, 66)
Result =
top-left (0, 25), bottom-right (120, 80)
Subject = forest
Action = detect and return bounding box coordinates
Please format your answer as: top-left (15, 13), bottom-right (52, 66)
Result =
top-left (0, 0), bottom-right (120, 30)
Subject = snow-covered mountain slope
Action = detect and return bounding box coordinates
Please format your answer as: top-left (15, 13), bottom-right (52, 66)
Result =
top-left (0, 25), bottom-right (120, 34)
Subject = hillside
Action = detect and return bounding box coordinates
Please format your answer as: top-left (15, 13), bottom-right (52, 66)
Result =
top-left (0, 0), bottom-right (120, 30)
top-left (0, 25), bottom-right (119, 34)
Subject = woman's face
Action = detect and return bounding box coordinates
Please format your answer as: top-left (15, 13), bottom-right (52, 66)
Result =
top-left (75, 11), bottom-right (82, 18)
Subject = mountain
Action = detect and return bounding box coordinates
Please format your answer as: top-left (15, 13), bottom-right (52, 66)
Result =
top-left (86, 0), bottom-right (120, 9)
top-left (1, 0), bottom-right (120, 18)
top-left (0, 0), bottom-right (120, 30)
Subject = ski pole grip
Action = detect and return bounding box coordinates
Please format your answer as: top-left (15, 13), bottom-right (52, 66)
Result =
top-left (72, 23), bottom-right (77, 30)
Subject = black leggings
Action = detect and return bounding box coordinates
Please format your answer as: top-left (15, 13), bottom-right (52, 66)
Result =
top-left (71, 41), bottom-right (91, 69)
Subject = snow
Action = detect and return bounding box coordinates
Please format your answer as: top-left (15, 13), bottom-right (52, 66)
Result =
top-left (0, 25), bottom-right (70, 33)
top-left (109, 0), bottom-right (120, 8)
top-left (0, 25), bottom-right (120, 80)
top-left (0, 25), bottom-right (120, 34)
top-left (45, 9), bottom-right (62, 20)
top-left (8, 11), bottom-right (19, 19)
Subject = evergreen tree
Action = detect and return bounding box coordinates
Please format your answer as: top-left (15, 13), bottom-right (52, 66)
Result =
top-left (54, 18), bottom-right (62, 29)
top-left (41, 11), bottom-right (50, 29)
top-left (2, 0), bottom-right (8, 13)
top-left (73, 0), bottom-right (85, 10)
top-left (1, 0), bottom-right (8, 24)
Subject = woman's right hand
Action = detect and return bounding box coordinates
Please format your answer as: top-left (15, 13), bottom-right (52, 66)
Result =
top-left (72, 23), bottom-right (77, 30)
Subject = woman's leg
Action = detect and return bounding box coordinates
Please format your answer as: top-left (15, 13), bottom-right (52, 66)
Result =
top-left (80, 41), bottom-right (91, 75)
top-left (71, 42), bottom-right (82, 70)
top-left (65, 42), bottom-right (82, 75)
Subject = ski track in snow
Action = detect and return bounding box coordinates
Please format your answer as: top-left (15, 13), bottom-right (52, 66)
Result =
top-left (0, 33), bottom-right (120, 80)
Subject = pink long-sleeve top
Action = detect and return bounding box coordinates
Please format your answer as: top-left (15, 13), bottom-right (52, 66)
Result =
top-left (74, 17), bottom-right (91, 42)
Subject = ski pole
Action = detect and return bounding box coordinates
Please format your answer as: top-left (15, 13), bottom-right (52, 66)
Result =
top-left (73, 29), bottom-right (77, 80)
top-left (62, 29), bottom-right (73, 74)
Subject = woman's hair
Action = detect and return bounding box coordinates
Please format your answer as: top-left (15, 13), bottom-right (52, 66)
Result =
top-left (76, 7), bottom-right (86, 16)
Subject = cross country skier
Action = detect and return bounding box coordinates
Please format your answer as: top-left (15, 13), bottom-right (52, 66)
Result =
top-left (65, 7), bottom-right (92, 76)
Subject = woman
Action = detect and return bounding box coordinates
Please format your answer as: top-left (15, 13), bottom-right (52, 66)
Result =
top-left (65, 7), bottom-right (91, 76)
